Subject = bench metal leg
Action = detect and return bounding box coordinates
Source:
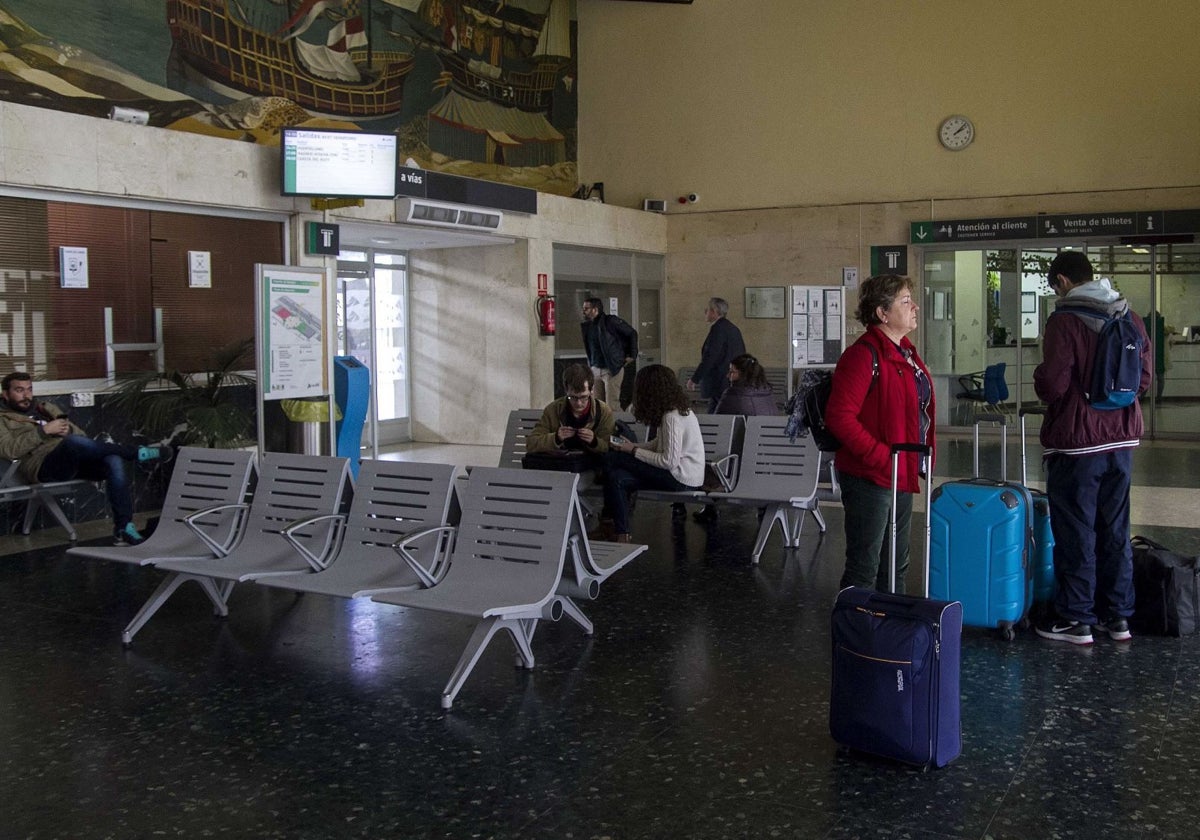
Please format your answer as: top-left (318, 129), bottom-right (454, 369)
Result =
top-left (808, 503), bottom-right (827, 533)
top-left (122, 572), bottom-right (231, 645)
top-left (749, 503), bottom-right (785, 565)
top-left (557, 596), bottom-right (594, 636)
top-left (23, 491), bottom-right (78, 541)
top-left (441, 617), bottom-right (512, 709)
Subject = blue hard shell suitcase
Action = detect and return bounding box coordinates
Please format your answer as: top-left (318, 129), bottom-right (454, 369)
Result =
top-left (1020, 409), bottom-right (1056, 608)
top-left (929, 419), bottom-right (1034, 640)
top-left (830, 444), bottom-right (963, 769)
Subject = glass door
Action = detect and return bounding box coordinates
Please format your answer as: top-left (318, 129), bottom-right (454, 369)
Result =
top-left (336, 249), bottom-right (411, 449)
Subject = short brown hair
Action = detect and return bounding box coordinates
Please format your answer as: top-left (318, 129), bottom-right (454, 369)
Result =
top-left (561, 363), bottom-right (594, 394)
top-left (855, 275), bottom-right (913, 327)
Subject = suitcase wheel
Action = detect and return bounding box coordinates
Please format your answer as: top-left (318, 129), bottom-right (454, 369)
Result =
top-left (998, 621), bottom-right (1016, 642)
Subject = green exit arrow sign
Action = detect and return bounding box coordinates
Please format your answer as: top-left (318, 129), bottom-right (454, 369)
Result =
top-left (910, 222), bottom-right (933, 243)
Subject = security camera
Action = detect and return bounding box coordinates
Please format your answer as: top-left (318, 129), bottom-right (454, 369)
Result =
top-left (687, 193), bottom-right (700, 203)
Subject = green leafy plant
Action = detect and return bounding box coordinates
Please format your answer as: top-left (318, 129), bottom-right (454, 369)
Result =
top-left (106, 338), bottom-right (256, 449)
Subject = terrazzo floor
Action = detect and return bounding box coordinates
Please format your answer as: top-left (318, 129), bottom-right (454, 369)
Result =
top-left (1, 437), bottom-right (1198, 839)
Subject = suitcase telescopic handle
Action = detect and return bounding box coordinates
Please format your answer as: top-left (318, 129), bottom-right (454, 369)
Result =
top-left (889, 443), bottom-right (933, 596)
top-left (1018, 406), bottom-right (1046, 486)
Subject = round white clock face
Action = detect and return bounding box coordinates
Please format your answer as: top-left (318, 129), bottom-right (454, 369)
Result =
top-left (939, 115), bottom-right (974, 150)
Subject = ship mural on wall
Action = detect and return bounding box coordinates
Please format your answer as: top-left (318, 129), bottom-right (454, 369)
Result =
top-left (0, 0), bottom-right (578, 195)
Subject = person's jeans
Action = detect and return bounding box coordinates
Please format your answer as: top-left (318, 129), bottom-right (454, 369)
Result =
top-left (37, 435), bottom-right (137, 530)
top-left (839, 471), bottom-right (913, 593)
top-left (1045, 449), bottom-right (1135, 625)
top-left (602, 450), bottom-right (697, 535)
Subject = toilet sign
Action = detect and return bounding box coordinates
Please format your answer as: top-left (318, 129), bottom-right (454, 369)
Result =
top-left (870, 245), bottom-right (908, 275)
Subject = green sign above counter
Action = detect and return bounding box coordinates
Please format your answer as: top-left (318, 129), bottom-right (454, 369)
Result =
top-left (910, 209), bottom-right (1200, 244)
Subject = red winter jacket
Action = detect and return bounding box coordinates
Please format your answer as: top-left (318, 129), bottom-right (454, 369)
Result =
top-left (826, 327), bottom-right (935, 493)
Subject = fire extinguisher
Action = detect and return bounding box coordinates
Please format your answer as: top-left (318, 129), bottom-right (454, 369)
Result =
top-left (536, 294), bottom-right (556, 336)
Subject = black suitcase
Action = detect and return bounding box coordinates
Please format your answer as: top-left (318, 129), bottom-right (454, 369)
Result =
top-left (830, 444), bottom-right (963, 769)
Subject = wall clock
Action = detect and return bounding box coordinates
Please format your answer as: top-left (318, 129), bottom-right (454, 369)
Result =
top-left (939, 115), bottom-right (975, 150)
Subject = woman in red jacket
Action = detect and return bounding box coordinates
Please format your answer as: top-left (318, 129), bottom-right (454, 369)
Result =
top-left (825, 274), bottom-right (935, 593)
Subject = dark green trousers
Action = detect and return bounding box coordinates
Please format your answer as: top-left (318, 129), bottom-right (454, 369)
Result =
top-left (839, 471), bottom-right (913, 594)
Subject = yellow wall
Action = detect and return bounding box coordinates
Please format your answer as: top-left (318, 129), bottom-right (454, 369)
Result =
top-left (579, 0), bottom-right (1200, 212)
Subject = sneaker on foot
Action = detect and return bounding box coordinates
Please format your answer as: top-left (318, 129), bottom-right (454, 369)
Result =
top-left (1094, 617), bottom-right (1132, 641)
top-left (113, 522), bottom-right (146, 546)
top-left (1036, 616), bottom-right (1094, 645)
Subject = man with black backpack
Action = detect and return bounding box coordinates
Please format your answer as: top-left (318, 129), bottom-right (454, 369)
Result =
top-left (1034, 251), bottom-right (1152, 645)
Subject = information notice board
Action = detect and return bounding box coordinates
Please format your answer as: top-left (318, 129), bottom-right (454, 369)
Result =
top-left (255, 263), bottom-right (334, 452)
top-left (790, 285), bottom-right (845, 371)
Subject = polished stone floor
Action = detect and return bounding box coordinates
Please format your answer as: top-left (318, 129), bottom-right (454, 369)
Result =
top-left (2, 437), bottom-right (1199, 839)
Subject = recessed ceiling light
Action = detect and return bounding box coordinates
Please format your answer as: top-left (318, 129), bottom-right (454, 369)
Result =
top-left (370, 238), bottom-right (393, 245)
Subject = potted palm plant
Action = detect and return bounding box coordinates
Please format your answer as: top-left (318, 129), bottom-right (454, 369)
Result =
top-left (106, 338), bottom-right (256, 449)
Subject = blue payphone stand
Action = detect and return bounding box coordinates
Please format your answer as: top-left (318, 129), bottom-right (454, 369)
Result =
top-left (333, 356), bottom-right (370, 477)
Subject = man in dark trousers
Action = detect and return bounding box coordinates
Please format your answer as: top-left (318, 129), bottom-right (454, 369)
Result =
top-left (1033, 252), bottom-right (1151, 645)
top-left (686, 297), bottom-right (746, 412)
top-left (580, 297), bottom-right (638, 408)
top-left (0, 371), bottom-right (167, 545)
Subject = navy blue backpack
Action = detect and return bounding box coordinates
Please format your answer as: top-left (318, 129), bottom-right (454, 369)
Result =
top-left (1055, 305), bottom-right (1144, 410)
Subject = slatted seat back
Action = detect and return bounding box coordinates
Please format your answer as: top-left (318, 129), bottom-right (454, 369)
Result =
top-left (727, 416), bottom-right (821, 504)
top-left (498, 409), bottom-right (545, 469)
top-left (159, 447), bottom-right (258, 545)
top-left (422, 466), bottom-right (576, 614)
top-left (239, 452), bottom-right (353, 561)
top-left (341, 459), bottom-right (458, 557)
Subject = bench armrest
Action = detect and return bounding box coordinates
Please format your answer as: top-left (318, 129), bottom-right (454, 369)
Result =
top-left (183, 502), bottom-right (249, 558)
top-left (708, 453), bottom-right (740, 492)
top-left (281, 513), bottom-right (348, 572)
top-left (392, 525), bottom-right (458, 589)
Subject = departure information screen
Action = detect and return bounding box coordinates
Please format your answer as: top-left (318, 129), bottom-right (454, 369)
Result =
top-left (281, 128), bottom-right (397, 199)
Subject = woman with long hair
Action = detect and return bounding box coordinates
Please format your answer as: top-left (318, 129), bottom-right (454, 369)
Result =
top-left (603, 364), bottom-right (705, 542)
top-left (713, 353), bottom-right (776, 415)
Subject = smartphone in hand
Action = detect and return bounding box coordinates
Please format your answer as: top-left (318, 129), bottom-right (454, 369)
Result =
top-left (610, 436), bottom-right (625, 446)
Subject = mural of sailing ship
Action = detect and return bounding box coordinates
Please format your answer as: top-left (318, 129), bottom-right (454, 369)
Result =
top-left (167, 0), bottom-right (415, 120)
top-left (405, 0), bottom-right (573, 168)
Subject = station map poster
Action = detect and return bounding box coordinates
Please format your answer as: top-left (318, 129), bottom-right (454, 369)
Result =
top-left (790, 285), bottom-right (845, 369)
top-left (256, 264), bottom-right (331, 400)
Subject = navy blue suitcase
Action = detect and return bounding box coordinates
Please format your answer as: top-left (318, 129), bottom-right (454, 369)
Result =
top-left (929, 418), bottom-right (1034, 639)
top-left (830, 444), bottom-right (963, 769)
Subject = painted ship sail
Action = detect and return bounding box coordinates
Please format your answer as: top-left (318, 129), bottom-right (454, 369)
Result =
top-left (167, 0), bottom-right (414, 120)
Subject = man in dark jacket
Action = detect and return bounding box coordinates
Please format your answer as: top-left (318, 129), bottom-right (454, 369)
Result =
top-left (686, 297), bottom-right (746, 412)
top-left (581, 297), bottom-right (638, 408)
top-left (0, 371), bottom-right (167, 546)
top-left (1033, 251), bottom-right (1152, 646)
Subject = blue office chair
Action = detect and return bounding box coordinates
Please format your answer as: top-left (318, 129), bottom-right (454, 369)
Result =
top-left (955, 362), bottom-right (1009, 422)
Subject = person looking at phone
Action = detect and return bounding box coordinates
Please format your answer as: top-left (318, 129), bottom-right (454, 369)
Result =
top-left (603, 365), bottom-right (704, 543)
top-left (526, 364), bottom-right (616, 456)
top-left (0, 371), bottom-right (167, 546)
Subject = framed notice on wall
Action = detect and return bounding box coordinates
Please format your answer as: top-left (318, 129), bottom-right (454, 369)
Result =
top-left (744, 286), bottom-right (786, 318)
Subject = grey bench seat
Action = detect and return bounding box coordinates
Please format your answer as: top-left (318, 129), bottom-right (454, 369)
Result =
top-left (372, 467), bottom-right (578, 709)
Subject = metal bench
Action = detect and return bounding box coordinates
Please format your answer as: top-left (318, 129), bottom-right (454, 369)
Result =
top-left (706, 416), bottom-right (823, 564)
top-left (65, 447), bottom-right (257, 567)
top-left (372, 467), bottom-right (578, 709)
top-left (1, 460), bottom-right (93, 541)
top-left (557, 492), bottom-right (649, 635)
top-left (261, 460), bottom-right (459, 599)
top-left (120, 452), bottom-right (353, 645)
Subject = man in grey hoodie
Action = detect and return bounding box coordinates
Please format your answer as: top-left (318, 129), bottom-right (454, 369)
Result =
top-left (1033, 251), bottom-right (1152, 645)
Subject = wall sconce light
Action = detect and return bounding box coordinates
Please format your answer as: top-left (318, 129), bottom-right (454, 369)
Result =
top-left (108, 106), bottom-right (150, 126)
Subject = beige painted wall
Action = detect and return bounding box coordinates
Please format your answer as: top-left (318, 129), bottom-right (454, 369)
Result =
top-left (579, 0), bottom-right (1200, 212)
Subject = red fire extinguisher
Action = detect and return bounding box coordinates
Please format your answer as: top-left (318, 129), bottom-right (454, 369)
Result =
top-left (536, 294), bottom-right (556, 336)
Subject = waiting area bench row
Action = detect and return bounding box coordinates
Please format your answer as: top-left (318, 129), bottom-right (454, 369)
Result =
top-left (501, 409), bottom-right (835, 565)
top-left (66, 448), bottom-right (647, 709)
